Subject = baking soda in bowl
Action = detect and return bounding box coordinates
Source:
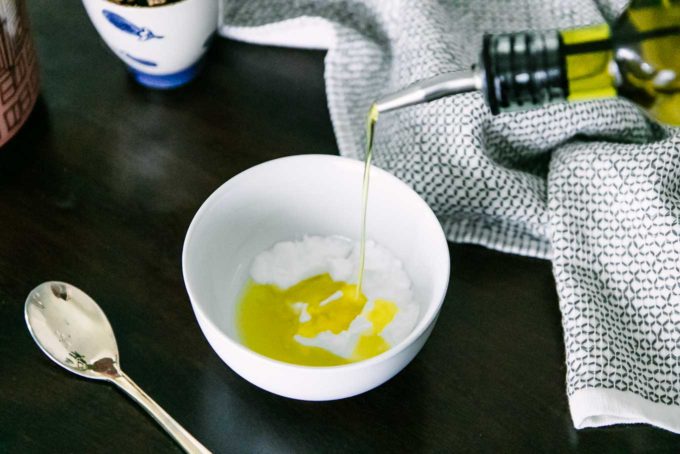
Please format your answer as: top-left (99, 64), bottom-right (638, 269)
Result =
top-left (237, 235), bottom-right (419, 366)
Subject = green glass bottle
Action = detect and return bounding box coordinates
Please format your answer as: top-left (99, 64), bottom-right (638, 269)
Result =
top-left (376, 0), bottom-right (680, 126)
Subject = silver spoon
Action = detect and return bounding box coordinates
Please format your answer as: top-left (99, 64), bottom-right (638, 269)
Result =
top-left (25, 281), bottom-right (211, 454)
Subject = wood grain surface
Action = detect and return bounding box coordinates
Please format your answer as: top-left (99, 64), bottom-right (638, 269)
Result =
top-left (0, 1), bottom-right (678, 452)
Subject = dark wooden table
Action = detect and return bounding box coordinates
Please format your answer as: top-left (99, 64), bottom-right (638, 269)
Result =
top-left (1, 1), bottom-right (678, 452)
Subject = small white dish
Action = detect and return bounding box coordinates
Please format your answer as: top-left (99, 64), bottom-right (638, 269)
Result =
top-left (182, 155), bottom-right (450, 400)
top-left (81, 0), bottom-right (218, 89)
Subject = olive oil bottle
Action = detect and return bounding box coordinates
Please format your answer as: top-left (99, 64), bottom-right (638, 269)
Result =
top-left (375, 0), bottom-right (680, 125)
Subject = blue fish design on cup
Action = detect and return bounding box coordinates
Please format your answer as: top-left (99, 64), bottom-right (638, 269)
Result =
top-left (102, 9), bottom-right (163, 41)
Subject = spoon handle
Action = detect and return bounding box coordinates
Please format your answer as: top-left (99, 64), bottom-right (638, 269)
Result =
top-left (112, 373), bottom-right (211, 454)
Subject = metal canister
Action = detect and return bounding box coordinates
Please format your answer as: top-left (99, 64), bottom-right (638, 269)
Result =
top-left (0, 0), bottom-right (39, 148)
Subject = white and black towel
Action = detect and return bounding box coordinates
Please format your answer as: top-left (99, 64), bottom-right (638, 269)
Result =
top-left (220, 0), bottom-right (680, 433)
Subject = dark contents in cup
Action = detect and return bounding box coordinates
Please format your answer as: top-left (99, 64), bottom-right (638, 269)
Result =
top-left (107, 0), bottom-right (183, 6)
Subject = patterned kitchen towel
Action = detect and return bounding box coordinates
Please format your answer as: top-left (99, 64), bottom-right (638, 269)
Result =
top-left (219, 0), bottom-right (680, 433)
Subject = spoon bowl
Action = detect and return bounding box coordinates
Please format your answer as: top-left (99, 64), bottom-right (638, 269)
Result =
top-left (25, 282), bottom-right (119, 380)
top-left (25, 281), bottom-right (210, 453)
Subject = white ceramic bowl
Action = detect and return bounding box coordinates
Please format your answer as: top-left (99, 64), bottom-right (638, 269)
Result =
top-left (182, 155), bottom-right (450, 400)
top-left (82, 0), bottom-right (217, 88)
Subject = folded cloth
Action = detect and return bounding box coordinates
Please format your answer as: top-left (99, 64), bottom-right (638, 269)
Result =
top-left (220, 0), bottom-right (680, 433)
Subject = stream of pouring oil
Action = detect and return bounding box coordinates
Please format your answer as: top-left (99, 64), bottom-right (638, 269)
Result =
top-left (355, 103), bottom-right (379, 300)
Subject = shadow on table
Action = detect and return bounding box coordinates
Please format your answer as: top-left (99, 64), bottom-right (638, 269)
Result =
top-left (194, 360), bottom-right (428, 452)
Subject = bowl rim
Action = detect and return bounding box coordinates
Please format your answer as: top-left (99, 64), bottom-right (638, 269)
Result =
top-left (88, 0), bottom-right (195, 10)
top-left (182, 154), bottom-right (450, 373)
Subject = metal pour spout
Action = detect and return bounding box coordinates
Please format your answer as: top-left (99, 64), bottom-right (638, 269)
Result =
top-left (375, 69), bottom-right (483, 113)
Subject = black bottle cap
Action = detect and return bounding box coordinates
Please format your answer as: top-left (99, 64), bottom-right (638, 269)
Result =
top-left (482, 30), bottom-right (568, 114)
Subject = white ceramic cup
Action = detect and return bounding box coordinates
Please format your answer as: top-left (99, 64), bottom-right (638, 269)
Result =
top-left (182, 155), bottom-right (450, 400)
top-left (82, 0), bottom-right (218, 89)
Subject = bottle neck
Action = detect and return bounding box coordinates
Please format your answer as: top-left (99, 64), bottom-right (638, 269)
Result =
top-left (481, 14), bottom-right (679, 117)
top-left (481, 29), bottom-right (589, 114)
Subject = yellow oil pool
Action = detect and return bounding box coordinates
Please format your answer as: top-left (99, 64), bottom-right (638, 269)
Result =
top-left (237, 273), bottom-right (398, 366)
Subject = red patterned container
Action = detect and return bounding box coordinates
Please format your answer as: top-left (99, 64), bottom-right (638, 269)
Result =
top-left (0, 1), bottom-right (39, 148)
